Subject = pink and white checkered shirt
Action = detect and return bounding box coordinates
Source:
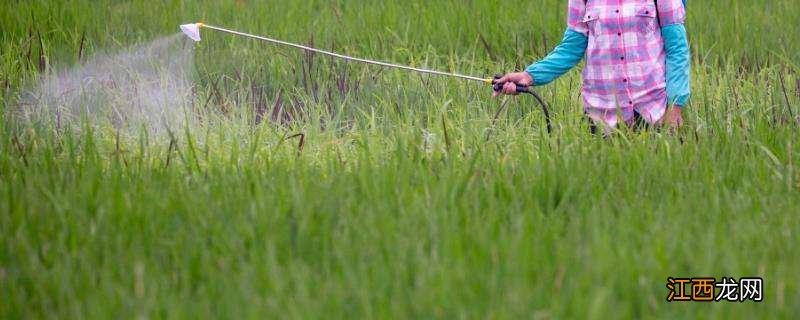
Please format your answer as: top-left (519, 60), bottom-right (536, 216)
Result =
top-left (569, 0), bottom-right (686, 127)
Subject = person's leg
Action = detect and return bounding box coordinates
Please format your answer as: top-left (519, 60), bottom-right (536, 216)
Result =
top-left (585, 107), bottom-right (635, 135)
top-left (585, 113), bottom-right (598, 135)
top-left (632, 111), bottom-right (649, 132)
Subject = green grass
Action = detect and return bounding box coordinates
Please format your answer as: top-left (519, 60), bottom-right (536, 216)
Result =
top-left (2, 0), bottom-right (800, 318)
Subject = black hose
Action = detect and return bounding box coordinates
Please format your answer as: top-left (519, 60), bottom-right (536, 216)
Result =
top-left (492, 76), bottom-right (552, 134)
top-left (519, 87), bottom-right (552, 134)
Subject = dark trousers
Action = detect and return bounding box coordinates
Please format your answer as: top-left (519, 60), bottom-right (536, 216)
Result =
top-left (587, 111), bottom-right (651, 135)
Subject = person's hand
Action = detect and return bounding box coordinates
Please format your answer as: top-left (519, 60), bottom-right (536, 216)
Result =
top-left (663, 107), bottom-right (684, 128)
top-left (492, 72), bottom-right (534, 98)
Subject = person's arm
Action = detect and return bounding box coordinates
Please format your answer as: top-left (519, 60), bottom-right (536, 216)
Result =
top-left (493, 0), bottom-right (588, 96)
top-left (658, 0), bottom-right (690, 108)
top-left (526, 28), bottom-right (588, 86)
top-left (527, 0), bottom-right (590, 86)
top-left (661, 24), bottom-right (690, 107)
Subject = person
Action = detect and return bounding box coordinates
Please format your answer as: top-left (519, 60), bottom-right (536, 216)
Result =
top-left (493, 0), bottom-right (691, 130)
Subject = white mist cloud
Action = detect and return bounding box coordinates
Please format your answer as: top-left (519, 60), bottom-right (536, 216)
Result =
top-left (22, 33), bottom-right (196, 135)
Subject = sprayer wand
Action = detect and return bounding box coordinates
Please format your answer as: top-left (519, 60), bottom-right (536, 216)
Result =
top-left (180, 22), bottom-right (550, 132)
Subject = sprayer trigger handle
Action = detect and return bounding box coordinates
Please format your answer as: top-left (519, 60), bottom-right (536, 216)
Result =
top-left (491, 75), bottom-right (530, 93)
top-left (492, 84), bottom-right (529, 93)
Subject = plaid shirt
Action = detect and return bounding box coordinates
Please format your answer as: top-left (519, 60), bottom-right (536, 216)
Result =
top-left (569, 0), bottom-right (686, 127)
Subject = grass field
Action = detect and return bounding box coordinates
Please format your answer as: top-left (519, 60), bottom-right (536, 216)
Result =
top-left (2, 0), bottom-right (800, 318)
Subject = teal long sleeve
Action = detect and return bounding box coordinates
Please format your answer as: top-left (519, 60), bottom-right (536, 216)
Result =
top-left (661, 24), bottom-right (691, 107)
top-left (525, 28), bottom-right (588, 86)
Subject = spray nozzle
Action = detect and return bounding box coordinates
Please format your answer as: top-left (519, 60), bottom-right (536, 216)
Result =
top-left (180, 23), bottom-right (202, 42)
